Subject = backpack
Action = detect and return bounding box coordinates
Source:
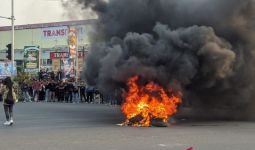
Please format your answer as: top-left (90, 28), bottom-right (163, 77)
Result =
top-left (5, 88), bottom-right (14, 105)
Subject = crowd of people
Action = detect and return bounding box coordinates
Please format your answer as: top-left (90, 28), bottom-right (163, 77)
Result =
top-left (0, 71), bottom-right (122, 105)
top-left (0, 71), bottom-right (122, 126)
top-left (18, 78), bottom-right (102, 104)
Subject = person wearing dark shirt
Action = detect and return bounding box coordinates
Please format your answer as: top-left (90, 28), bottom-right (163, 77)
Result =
top-left (86, 86), bottom-right (94, 103)
top-left (73, 82), bottom-right (79, 104)
top-left (79, 81), bottom-right (86, 103)
top-left (38, 82), bottom-right (45, 101)
top-left (65, 82), bottom-right (74, 103)
top-left (57, 70), bottom-right (63, 81)
top-left (44, 81), bottom-right (50, 102)
top-left (48, 81), bottom-right (56, 102)
top-left (21, 82), bottom-right (31, 102)
top-left (50, 71), bottom-right (55, 80)
top-left (58, 82), bottom-right (65, 102)
top-left (55, 82), bottom-right (60, 102)
top-left (39, 70), bottom-right (43, 80)
top-left (64, 82), bottom-right (68, 103)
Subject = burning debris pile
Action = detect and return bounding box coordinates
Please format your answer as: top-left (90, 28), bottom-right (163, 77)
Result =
top-left (121, 76), bottom-right (181, 127)
top-left (62, 0), bottom-right (255, 123)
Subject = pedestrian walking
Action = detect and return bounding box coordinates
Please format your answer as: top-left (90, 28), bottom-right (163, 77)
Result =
top-left (0, 80), bottom-right (3, 102)
top-left (1, 77), bottom-right (18, 126)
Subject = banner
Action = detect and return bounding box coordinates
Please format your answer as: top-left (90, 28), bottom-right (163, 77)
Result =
top-left (52, 59), bottom-right (60, 72)
top-left (68, 27), bottom-right (77, 58)
top-left (62, 58), bottom-right (75, 78)
top-left (24, 46), bottom-right (39, 73)
top-left (0, 61), bottom-right (17, 78)
top-left (42, 26), bottom-right (68, 40)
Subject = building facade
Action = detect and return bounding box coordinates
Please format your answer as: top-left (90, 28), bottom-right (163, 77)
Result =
top-left (0, 19), bottom-right (96, 75)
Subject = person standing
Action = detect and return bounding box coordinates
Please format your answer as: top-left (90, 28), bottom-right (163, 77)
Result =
top-left (44, 81), bottom-right (50, 102)
top-left (21, 81), bottom-right (31, 102)
top-left (50, 71), bottom-right (55, 80)
top-left (48, 80), bottom-right (56, 102)
top-left (73, 81), bottom-right (80, 104)
top-left (64, 82), bottom-right (69, 103)
top-left (86, 85), bottom-right (94, 103)
top-left (79, 81), bottom-right (86, 103)
top-left (65, 81), bottom-right (74, 103)
top-left (32, 79), bottom-right (41, 102)
top-left (58, 81), bottom-right (65, 102)
top-left (1, 77), bottom-right (18, 126)
top-left (57, 69), bottom-right (63, 81)
top-left (94, 89), bottom-right (101, 104)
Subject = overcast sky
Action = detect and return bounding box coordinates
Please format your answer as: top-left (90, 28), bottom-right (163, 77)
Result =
top-left (0, 0), bottom-right (81, 27)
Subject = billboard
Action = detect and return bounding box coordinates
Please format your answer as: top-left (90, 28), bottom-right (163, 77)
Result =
top-left (0, 61), bottom-right (17, 78)
top-left (42, 26), bottom-right (68, 40)
top-left (68, 26), bottom-right (77, 58)
top-left (24, 46), bottom-right (40, 73)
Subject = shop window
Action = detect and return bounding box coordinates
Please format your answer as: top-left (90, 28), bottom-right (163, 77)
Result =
top-left (16, 60), bottom-right (23, 66)
top-left (47, 59), bottom-right (52, 65)
top-left (41, 59), bottom-right (52, 65)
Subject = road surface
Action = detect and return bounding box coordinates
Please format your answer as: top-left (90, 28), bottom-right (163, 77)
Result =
top-left (0, 102), bottom-right (254, 150)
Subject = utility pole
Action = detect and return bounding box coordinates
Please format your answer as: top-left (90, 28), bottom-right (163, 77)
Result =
top-left (0, 0), bottom-right (15, 73)
top-left (11, 0), bottom-right (15, 66)
top-left (76, 36), bottom-right (79, 82)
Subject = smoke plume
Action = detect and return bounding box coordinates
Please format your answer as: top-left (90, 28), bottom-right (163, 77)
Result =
top-left (63, 0), bottom-right (255, 119)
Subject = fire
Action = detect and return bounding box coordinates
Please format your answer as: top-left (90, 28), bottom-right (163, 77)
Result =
top-left (121, 76), bottom-right (182, 127)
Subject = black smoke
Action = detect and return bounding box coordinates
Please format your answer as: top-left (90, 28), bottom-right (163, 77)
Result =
top-left (62, 0), bottom-right (255, 119)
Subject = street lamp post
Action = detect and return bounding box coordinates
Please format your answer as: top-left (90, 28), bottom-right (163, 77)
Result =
top-left (0, 16), bottom-right (12, 19)
top-left (0, 0), bottom-right (15, 65)
top-left (11, 0), bottom-right (15, 66)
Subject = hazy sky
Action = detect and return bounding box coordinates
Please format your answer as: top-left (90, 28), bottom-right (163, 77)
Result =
top-left (0, 0), bottom-right (74, 27)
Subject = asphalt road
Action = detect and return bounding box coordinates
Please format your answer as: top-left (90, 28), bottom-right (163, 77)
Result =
top-left (0, 102), bottom-right (255, 150)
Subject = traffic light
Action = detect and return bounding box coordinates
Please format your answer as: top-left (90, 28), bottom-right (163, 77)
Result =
top-left (6, 44), bottom-right (12, 60)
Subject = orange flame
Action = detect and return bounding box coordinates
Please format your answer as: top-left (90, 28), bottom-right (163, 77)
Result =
top-left (121, 76), bottom-right (182, 127)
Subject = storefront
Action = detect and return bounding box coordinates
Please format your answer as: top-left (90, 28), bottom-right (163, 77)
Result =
top-left (0, 20), bottom-right (95, 76)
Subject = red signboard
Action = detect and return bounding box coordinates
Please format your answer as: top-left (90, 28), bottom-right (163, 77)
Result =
top-left (50, 51), bottom-right (87, 59)
top-left (50, 52), bottom-right (69, 59)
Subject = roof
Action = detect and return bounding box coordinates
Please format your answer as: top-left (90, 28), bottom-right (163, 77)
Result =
top-left (0, 19), bottom-right (97, 31)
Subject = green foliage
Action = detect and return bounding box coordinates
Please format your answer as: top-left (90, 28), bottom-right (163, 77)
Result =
top-left (13, 72), bottom-right (32, 84)
top-left (16, 66), bottom-right (23, 73)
